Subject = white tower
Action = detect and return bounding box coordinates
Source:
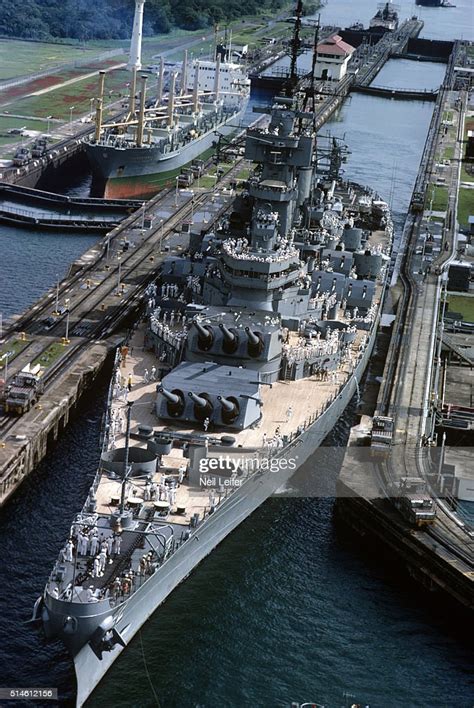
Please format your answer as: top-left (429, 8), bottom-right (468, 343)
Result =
top-left (127, 0), bottom-right (146, 72)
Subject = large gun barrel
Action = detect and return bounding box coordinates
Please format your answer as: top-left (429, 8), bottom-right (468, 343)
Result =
top-left (217, 396), bottom-right (236, 414)
top-left (159, 388), bottom-right (180, 405)
top-left (194, 321), bottom-right (212, 340)
top-left (219, 323), bottom-right (236, 343)
top-left (188, 391), bottom-right (209, 408)
top-left (245, 327), bottom-right (260, 346)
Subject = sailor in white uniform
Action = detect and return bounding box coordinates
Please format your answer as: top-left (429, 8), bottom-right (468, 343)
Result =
top-left (98, 549), bottom-right (107, 575)
top-left (106, 535), bottom-right (114, 557)
top-left (90, 534), bottom-right (99, 557)
top-left (65, 540), bottom-right (74, 563)
top-left (92, 557), bottom-right (101, 578)
top-left (113, 534), bottom-right (122, 556)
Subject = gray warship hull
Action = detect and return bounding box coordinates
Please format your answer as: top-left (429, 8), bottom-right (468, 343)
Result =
top-left (66, 321), bottom-right (378, 706)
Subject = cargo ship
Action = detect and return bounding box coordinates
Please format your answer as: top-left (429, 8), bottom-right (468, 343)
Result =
top-left (83, 0), bottom-right (249, 199)
top-left (34, 90), bottom-right (394, 706)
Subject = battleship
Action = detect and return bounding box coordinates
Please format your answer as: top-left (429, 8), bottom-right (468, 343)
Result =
top-left (33, 90), bottom-right (394, 704)
top-left (84, 0), bottom-right (250, 199)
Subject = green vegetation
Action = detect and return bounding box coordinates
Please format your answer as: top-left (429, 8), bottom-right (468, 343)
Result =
top-left (442, 110), bottom-right (453, 122)
top-left (4, 66), bottom-right (129, 120)
top-left (236, 166), bottom-right (252, 181)
top-left (33, 342), bottom-right (65, 369)
top-left (0, 38), bottom-right (105, 81)
top-left (0, 339), bottom-right (29, 369)
top-left (447, 295), bottom-right (474, 322)
top-left (0, 0), bottom-right (288, 42)
top-left (429, 185), bottom-right (449, 213)
top-left (0, 116), bottom-right (51, 149)
top-left (457, 187), bottom-right (472, 225)
top-left (443, 145), bottom-right (454, 160)
top-left (198, 161), bottom-right (234, 188)
top-left (460, 164), bottom-right (474, 184)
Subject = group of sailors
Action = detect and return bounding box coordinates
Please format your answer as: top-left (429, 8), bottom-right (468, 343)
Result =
top-left (283, 329), bottom-right (341, 364)
top-left (222, 237), bottom-right (298, 264)
top-left (149, 316), bottom-right (188, 348)
top-left (61, 524), bottom-right (124, 592)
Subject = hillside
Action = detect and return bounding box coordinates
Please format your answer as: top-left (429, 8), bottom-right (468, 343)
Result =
top-left (0, 0), bottom-right (287, 41)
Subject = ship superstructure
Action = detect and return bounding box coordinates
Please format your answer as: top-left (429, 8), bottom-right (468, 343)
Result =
top-left (369, 1), bottom-right (400, 32)
top-left (36, 96), bottom-right (393, 706)
top-left (83, 1), bottom-right (249, 198)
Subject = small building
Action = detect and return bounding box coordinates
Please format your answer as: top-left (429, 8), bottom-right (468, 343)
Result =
top-left (315, 34), bottom-right (355, 81)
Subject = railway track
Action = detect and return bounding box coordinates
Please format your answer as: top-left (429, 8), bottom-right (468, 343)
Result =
top-left (0, 159), bottom-right (244, 439)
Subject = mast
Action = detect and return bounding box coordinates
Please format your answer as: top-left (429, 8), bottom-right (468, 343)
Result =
top-left (168, 71), bottom-right (176, 127)
top-left (181, 49), bottom-right (188, 96)
top-left (155, 56), bottom-right (164, 107)
top-left (119, 402), bottom-right (133, 515)
top-left (128, 66), bottom-right (137, 119)
top-left (286, 0), bottom-right (303, 97)
top-left (136, 74), bottom-right (148, 147)
top-left (94, 70), bottom-right (106, 142)
top-left (192, 62), bottom-right (200, 113)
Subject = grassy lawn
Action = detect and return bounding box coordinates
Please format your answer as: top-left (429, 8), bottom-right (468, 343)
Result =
top-left (457, 187), bottom-right (473, 225)
top-left (0, 115), bottom-right (51, 149)
top-left (0, 339), bottom-right (29, 369)
top-left (429, 185), bottom-right (449, 212)
top-left (0, 39), bottom-right (108, 81)
top-left (33, 342), bottom-right (65, 370)
top-left (460, 164), bottom-right (474, 184)
top-left (236, 166), bottom-right (252, 181)
top-left (447, 295), bottom-right (474, 322)
top-left (5, 66), bottom-right (130, 120)
top-left (443, 145), bottom-right (454, 160)
top-left (443, 110), bottom-right (453, 122)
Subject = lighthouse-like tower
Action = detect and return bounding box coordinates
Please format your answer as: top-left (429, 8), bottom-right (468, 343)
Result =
top-left (127, 0), bottom-right (146, 71)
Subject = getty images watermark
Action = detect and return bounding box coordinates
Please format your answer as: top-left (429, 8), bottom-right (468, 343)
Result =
top-left (199, 454), bottom-right (298, 488)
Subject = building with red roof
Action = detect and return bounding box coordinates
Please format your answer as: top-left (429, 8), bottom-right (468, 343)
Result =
top-left (315, 34), bottom-right (356, 81)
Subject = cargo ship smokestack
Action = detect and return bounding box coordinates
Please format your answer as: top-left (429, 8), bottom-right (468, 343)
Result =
top-left (127, 0), bottom-right (146, 72)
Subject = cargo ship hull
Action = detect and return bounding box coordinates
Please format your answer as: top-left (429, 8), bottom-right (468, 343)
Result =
top-left (85, 105), bottom-right (247, 200)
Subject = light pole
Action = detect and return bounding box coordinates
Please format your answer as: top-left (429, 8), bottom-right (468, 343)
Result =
top-left (46, 114), bottom-right (53, 137)
top-left (159, 218), bottom-right (164, 253)
top-left (89, 98), bottom-right (94, 117)
top-left (65, 310), bottom-right (70, 343)
top-left (116, 256), bottom-right (122, 295)
top-left (191, 192), bottom-right (195, 223)
top-left (53, 274), bottom-right (60, 315)
top-left (69, 105), bottom-right (75, 133)
top-left (175, 176), bottom-right (179, 206)
top-left (141, 201), bottom-right (146, 234)
top-left (4, 352), bottom-right (8, 383)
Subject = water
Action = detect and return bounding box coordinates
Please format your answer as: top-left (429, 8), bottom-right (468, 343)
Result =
top-left (0, 2), bottom-right (473, 706)
top-left (315, 0), bottom-right (474, 41)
